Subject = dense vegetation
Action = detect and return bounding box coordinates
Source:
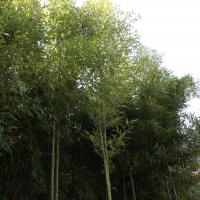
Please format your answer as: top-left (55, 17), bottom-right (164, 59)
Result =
top-left (0, 0), bottom-right (200, 199)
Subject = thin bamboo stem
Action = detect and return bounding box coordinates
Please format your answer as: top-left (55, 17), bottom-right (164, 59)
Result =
top-left (185, 183), bottom-right (190, 198)
top-left (84, 167), bottom-right (87, 200)
top-left (5, 166), bottom-right (11, 200)
top-left (167, 162), bottom-right (178, 200)
top-left (51, 122), bottom-right (55, 200)
top-left (100, 126), bottom-right (110, 200)
top-left (55, 128), bottom-right (59, 200)
top-left (175, 184), bottom-right (180, 199)
top-left (123, 172), bottom-right (127, 200)
top-left (72, 140), bottom-right (74, 200)
top-left (165, 178), bottom-right (171, 200)
top-left (99, 113), bottom-right (112, 200)
top-left (103, 116), bottom-right (112, 200)
top-left (130, 171), bottom-right (136, 200)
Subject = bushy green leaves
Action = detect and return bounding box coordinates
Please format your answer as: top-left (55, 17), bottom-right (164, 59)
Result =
top-left (1, 0), bottom-right (200, 199)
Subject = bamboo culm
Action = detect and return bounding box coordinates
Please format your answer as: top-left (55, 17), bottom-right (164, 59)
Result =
top-left (167, 162), bottom-right (178, 200)
top-left (103, 115), bottom-right (112, 200)
top-left (100, 127), bottom-right (110, 200)
top-left (123, 172), bottom-right (127, 200)
top-left (84, 168), bottom-right (87, 200)
top-left (99, 121), bottom-right (112, 200)
top-left (51, 122), bottom-right (55, 200)
top-left (130, 171), bottom-right (136, 200)
top-left (55, 128), bottom-right (59, 200)
top-left (165, 178), bottom-right (171, 200)
top-left (186, 183), bottom-right (190, 198)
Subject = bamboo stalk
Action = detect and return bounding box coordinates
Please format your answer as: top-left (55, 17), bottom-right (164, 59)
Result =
top-left (84, 167), bottom-right (87, 200)
top-left (5, 166), bottom-right (11, 200)
top-left (51, 122), bottom-right (55, 200)
top-left (165, 178), bottom-right (171, 200)
top-left (185, 183), bottom-right (190, 198)
top-left (123, 172), bottom-right (127, 200)
top-left (55, 128), bottom-right (59, 200)
top-left (72, 168), bottom-right (74, 200)
top-left (130, 171), bottom-right (136, 200)
top-left (103, 115), bottom-right (112, 200)
top-left (167, 162), bottom-right (178, 200)
top-left (99, 120), bottom-right (112, 200)
top-left (175, 184), bottom-right (180, 199)
top-left (100, 126), bottom-right (109, 199)
top-left (71, 140), bottom-right (74, 200)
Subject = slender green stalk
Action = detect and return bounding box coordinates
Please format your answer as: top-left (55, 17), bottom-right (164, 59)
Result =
top-left (175, 184), bottom-right (180, 199)
top-left (84, 168), bottom-right (87, 200)
top-left (51, 122), bottom-right (55, 200)
top-left (100, 126), bottom-right (109, 199)
top-left (55, 128), bottom-right (59, 200)
top-left (167, 162), bottom-right (178, 199)
top-left (103, 116), bottom-right (112, 200)
top-left (99, 120), bottom-right (112, 200)
top-left (123, 172), bottom-right (127, 200)
top-left (185, 183), bottom-right (190, 198)
top-left (164, 178), bottom-right (171, 200)
top-left (71, 138), bottom-right (74, 200)
top-left (72, 168), bottom-right (74, 200)
top-left (130, 171), bottom-right (136, 200)
top-left (5, 167), bottom-right (11, 200)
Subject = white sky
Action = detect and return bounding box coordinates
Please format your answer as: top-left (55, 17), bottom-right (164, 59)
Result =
top-left (76, 0), bottom-right (200, 117)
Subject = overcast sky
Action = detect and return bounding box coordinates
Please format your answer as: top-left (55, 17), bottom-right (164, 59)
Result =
top-left (75, 0), bottom-right (200, 117)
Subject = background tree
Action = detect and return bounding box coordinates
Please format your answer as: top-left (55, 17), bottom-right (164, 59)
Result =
top-left (114, 47), bottom-right (200, 200)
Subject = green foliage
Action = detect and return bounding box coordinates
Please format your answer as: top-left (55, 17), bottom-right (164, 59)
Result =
top-left (0, 0), bottom-right (200, 199)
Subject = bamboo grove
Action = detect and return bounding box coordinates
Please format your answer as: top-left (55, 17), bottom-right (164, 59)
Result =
top-left (0, 0), bottom-right (200, 199)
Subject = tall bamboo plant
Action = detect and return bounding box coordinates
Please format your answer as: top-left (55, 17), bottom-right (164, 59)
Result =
top-left (81, 78), bottom-right (135, 200)
top-left (46, 3), bottom-right (140, 198)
